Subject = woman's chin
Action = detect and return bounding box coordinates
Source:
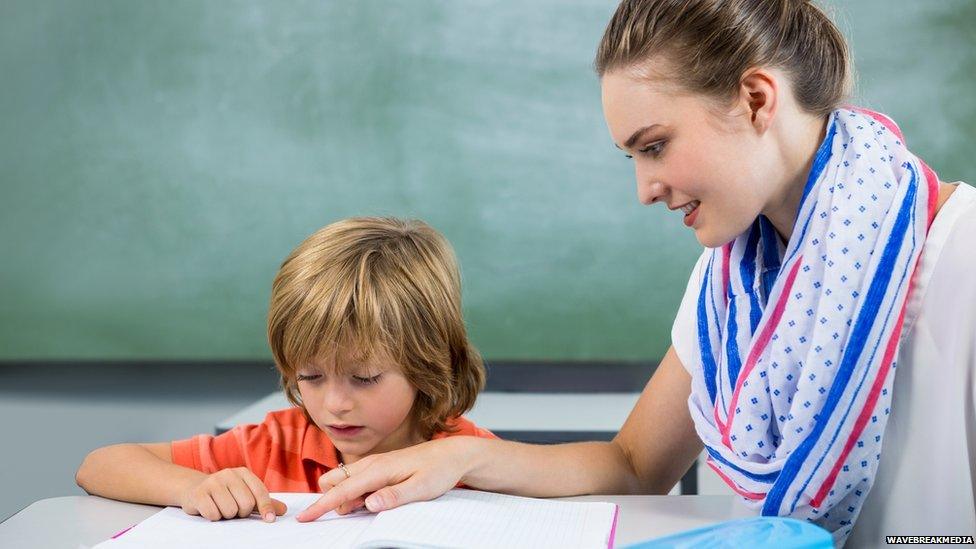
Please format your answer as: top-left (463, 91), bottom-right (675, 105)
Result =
top-left (695, 228), bottom-right (736, 249)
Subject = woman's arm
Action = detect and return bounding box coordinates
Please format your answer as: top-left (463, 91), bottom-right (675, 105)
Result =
top-left (611, 345), bottom-right (704, 494)
top-left (75, 443), bottom-right (205, 506)
top-left (298, 345), bottom-right (702, 520)
top-left (464, 346), bottom-right (702, 496)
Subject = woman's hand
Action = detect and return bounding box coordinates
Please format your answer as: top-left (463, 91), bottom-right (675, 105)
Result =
top-left (178, 467), bottom-right (287, 522)
top-left (294, 345), bottom-right (700, 523)
top-left (297, 437), bottom-right (474, 522)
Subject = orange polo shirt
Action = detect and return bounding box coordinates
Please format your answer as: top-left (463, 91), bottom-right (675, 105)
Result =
top-left (171, 407), bottom-right (496, 492)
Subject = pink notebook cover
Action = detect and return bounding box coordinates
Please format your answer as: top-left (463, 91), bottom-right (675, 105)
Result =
top-left (608, 504), bottom-right (620, 548)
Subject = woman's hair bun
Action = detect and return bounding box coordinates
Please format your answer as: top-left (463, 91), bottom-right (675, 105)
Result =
top-left (595, 0), bottom-right (851, 117)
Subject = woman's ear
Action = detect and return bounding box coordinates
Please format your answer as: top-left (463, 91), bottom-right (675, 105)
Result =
top-left (738, 68), bottom-right (778, 134)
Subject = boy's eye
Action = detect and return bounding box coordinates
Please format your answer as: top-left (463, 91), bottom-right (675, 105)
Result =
top-left (352, 374), bottom-right (382, 385)
top-left (296, 373), bottom-right (323, 383)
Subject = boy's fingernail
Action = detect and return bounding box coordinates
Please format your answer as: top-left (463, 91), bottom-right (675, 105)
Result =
top-left (365, 495), bottom-right (385, 512)
top-left (264, 512), bottom-right (275, 522)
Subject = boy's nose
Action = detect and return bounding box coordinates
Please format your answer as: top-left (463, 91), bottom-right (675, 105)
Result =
top-left (323, 384), bottom-right (355, 416)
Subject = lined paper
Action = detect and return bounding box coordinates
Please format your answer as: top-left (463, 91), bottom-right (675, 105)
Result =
top-left (93, 493), bottom-right (373, 549)
top-left (357, 489), bottom-right (617, 549)
top-left (94, 490), bottom-right (616, 548)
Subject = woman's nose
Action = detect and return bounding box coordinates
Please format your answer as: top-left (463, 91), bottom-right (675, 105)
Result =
top-left (635, 162), bottom-right (666, 205)
top-left (637, 179), bottom-right (666, 206)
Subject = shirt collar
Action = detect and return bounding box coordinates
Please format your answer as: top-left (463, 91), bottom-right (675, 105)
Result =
top-left (300, 417), bottom-right (341, 469)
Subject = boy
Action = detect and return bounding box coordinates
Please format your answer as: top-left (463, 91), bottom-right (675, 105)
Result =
top-left (76, 217), bottom-right (494, 522)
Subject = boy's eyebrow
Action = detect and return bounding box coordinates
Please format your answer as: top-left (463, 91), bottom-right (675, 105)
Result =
top-left (620, 124), bottom-right (662, 150)
top-left (297, 363), bottom-right (326, 373)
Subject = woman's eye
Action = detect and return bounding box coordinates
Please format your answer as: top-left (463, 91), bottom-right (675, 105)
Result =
top-left (623, 140), bottom-right (666, 160)
top-left (353, 374), bottom-right (382, 385)
top-left (639, 140), bottom-right (666, 157)
top-left (296, 373), bottom-right (323, 383)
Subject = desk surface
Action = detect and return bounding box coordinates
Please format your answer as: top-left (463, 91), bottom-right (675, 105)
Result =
top-left (0, 494), bottom-right (752, 548)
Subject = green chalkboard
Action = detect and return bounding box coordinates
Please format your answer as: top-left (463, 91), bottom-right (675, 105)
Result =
top-left (1, 1), bottom-right (973, 361)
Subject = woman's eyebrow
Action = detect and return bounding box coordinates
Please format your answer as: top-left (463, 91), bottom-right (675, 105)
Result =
top-left (623, 123), bottom-right (662, 149)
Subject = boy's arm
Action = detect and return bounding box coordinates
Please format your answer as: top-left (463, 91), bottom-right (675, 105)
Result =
top-left (75, 442), bottom-right (206, 507)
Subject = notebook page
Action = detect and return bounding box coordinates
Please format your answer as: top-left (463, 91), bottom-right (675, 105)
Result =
top-left (356, 489), bottom-right (617, 549)
top-left (93, 493), bottom-right (374, 549)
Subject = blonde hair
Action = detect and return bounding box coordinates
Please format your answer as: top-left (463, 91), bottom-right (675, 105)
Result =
top-left (267, 217), bottom-right (485, 439)
top-left (595, 0), bottom-right (851, 117)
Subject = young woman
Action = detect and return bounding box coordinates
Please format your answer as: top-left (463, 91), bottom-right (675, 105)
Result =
top-left (296, 1), bottom-right (976, 545)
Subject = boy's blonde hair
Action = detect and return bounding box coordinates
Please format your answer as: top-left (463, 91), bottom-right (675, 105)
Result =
top-left (268, 217), bottom-right (485, 439)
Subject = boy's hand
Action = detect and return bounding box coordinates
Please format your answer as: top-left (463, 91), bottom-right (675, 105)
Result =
top-left (178, 467), bottom-right (287, 522)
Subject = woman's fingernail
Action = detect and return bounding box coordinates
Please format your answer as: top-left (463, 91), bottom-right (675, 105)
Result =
top-left (264, 512), bottom-right (275, 522)
top-left (365, 495), bottom-right (385, 512)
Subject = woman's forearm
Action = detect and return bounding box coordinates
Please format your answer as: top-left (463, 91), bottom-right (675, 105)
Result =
top-left (459, 348), bottom-right (702, 498)
top-left (460, 438), bottom-right (642, 497)
top-left (76, 443), bottom-right (205, 506)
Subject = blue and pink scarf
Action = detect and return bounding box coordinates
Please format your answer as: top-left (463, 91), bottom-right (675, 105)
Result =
top-left (686, 108), bottom-right (939, 540)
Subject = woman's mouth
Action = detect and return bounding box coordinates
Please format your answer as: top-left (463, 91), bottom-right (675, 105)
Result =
top-left (326, 425), bottom-right (365, 437)
top-left (681, 200), bottom-right (701, 227)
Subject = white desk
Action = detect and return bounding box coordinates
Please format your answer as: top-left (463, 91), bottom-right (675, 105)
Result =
top-left (0, 494), bottom-right (752, 548)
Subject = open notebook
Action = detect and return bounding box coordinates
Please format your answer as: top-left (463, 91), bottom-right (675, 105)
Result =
top-left (95, 489), bottom-right (619, 549)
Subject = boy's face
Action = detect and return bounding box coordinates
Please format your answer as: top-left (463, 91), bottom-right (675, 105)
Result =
top-left (295, 347), bottom-right (422, 464)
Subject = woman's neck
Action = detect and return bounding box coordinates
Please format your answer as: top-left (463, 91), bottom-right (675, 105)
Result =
top-left (763, 113), bottom-right (831, 243)
top-left (763, 114), bottom-right (957, 243)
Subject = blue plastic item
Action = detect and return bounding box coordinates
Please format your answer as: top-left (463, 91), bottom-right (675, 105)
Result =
top-left (622, 517), bottom-right (834, 549)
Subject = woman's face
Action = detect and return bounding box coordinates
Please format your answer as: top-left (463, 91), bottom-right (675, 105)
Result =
top-left (601, 69), bottom-right (775, 248)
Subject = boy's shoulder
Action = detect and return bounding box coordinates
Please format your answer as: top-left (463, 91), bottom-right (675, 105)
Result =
top-left (256, 407), bottom-right (319, 442)
top-left (230, 407), bottom-right (314, 446)
top-left (436, 416), bottom-right (497, 440)
top-left (262, 406), bottom-right (310, 426)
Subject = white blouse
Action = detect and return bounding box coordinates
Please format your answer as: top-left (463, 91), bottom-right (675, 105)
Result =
top-left (671, 183), bottom-right (976, 547)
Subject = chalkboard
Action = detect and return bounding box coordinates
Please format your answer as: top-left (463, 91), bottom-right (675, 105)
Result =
top-left (1, 0), bottom-right (972, 361)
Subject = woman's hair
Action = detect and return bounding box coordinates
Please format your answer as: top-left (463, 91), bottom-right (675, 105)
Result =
top-left (595, 0), bottom-right (851, 117)
top-left (268, 217), bottom-right (485, 439)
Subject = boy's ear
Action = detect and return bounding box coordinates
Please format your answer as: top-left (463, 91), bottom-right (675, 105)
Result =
top-left (738, 68), bottom-right (778, 134)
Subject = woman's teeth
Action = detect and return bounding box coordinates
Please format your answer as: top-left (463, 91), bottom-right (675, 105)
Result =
top-left (681, 201), bottom-right (700, 215)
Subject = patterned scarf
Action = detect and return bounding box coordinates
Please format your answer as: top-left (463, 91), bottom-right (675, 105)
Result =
top-left (686, 108), bottom-right (939, 541)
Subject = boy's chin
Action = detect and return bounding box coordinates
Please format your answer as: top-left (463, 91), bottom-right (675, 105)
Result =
top-left (332, 440), bottom-right (377, 461)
